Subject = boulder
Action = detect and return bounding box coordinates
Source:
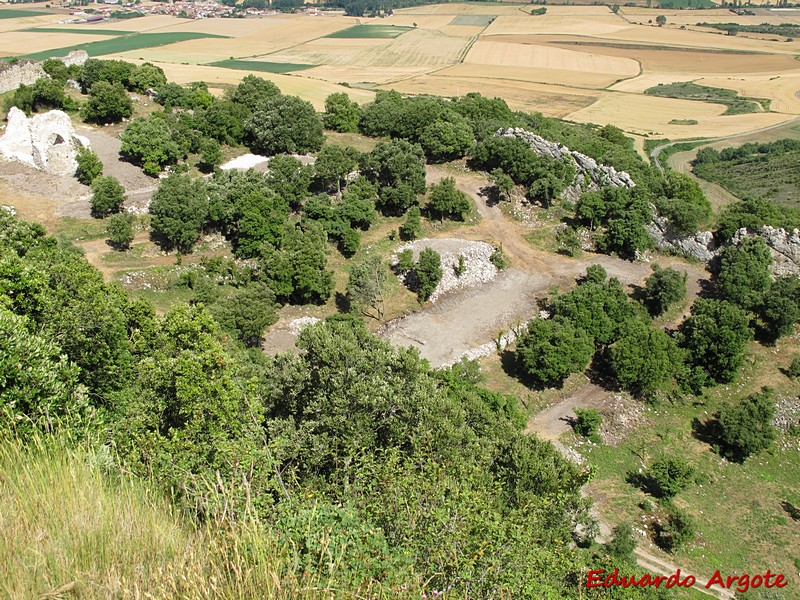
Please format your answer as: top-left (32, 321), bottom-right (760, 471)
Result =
top-left (0, 107), bottom-right (90, 176)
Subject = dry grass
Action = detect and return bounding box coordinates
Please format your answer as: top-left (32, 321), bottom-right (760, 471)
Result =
top-left (464, 39), bottom-right (639, 87)
top-left (0, 31), bottom-right (105, 54)
top-left (266, 28), bottom-right (470, 68)
top-left (0, 433), bottom-right (407, 599)
top-left (383, 73), bottom-right (597, 117)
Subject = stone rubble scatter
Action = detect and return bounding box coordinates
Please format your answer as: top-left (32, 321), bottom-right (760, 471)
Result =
top-left (288, 317), bottom-right (321, 335)
top-left (391, 238), bottom-right (498, 304)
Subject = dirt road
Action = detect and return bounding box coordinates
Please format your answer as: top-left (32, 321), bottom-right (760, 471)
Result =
top-left (526, 381), bottom-right (735, 600)
top-left (386, 165), bottom-right (708, 368)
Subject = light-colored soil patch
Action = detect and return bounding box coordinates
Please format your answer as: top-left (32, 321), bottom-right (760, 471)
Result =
top-left (396, 4), bottom-right (531, 15)
top-left (0, 31), bottom-right (105, 55)
top-left (302, 64), bottom-right (433, 85)
top-left (697, 74), bottom-right (800, 114)
top-left (495, 34), bottom-right (800, 74)
top-left (484, 14), bottom-right (630, 36)
top-left (112, 16), bottom-right (356, 64)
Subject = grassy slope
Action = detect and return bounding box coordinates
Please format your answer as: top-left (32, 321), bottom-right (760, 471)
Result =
top-left (572, 337), bottom-right (800, 585)
top-left (0, 433), bottom-right (388, 599)
top-left (694, 150), bottom-right (800, 208)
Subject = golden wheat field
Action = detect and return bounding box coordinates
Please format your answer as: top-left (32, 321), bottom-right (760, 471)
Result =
top-left (2, 1), bottom-right (800, 141)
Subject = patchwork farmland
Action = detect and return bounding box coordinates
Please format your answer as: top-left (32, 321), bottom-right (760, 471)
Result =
top-left (2, 1), bottom-right (799, 140)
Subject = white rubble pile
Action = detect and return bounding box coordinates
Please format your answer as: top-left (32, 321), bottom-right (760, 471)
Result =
top-left (220, 153), bottom-right (269, 170)
top-left (0, 107), bottom-right (90, 175)
top-left (496, 127), bottom-right (636, 201)
top-left (391, 238), bottom-right (498, 304)
top-left (288, 317), bottom-right (320, 335)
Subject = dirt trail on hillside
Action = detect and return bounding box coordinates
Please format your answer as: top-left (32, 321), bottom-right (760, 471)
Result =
top-left (387, 165), bottom-right (708, 367)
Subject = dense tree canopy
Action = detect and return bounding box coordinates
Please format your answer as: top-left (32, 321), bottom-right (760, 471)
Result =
top-left (81, 81), bottom-right (133, 125)
top-left (679, 298), bottom-right (752, 387)
top-left (149, 174), bottom-right (209, 252)
top-left (323, 92), bottom-right (362, 133)
top-left (515, 318), bottom-right (594, 388)
top-left (716, 236), bottom-right (772, 310)
top-left (716, 387), bottom-right (776, 461)
top-left (120, 115), bottom-right (182, 176)
top-left (246, 94), bottom-right (324, 155)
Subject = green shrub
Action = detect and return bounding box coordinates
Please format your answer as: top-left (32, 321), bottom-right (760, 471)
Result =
top-left (107, 212), bottom-right (135, 250)
top-left (645, 455), bottom-right (695, 499)
top-left (75, 147), bottom-right (103, 186)
top-left (573, 408), bottom-right (602, 443)
top-left (657, 505), bottom-right (695, 553)
top-left (90, 175), bottom-right (126, 218)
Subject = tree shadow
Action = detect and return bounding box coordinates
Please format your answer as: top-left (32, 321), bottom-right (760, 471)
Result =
top-left (479, 184), bottom-right (502, 207)
top-left (585, 351), bottom-right (621, 393)
top-left (334, 291), bottom-right (351, 314)
top-left (780, 501), bottom-right (800, 521)
top-left (691, 416), bottom-right (722, 447)
top-left (626, 471), bottom-right (652, 495)
top-left (628, 282), bottom-right (648, 306)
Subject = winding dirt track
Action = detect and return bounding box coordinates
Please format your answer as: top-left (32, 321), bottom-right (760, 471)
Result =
top-left (385, 166), bottom-right (731, 596)
top-left (385, 166), bottom-right (708, 367)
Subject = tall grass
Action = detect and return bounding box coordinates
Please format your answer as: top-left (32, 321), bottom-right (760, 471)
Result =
top-left (0, 433), bottom-right (391, 599)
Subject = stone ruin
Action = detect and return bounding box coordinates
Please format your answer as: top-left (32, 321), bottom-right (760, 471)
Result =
top-left (0, 51), bottom-right (88, 95)
top-left (496, 127), bottom-right (636, 201)
top-left (0, 107), bottom-right (91, 176)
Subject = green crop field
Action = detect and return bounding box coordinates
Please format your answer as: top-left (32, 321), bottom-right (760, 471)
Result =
top-left (208, 59), bottom-right (316, 73)
top-left (20, 32), bottom-right (230, 61)
top-left (645, 81), bottom-right (770, 115)
top-left (325, 24), bottom-right (413, 38)
top-left (24, 27), bottom-right (132, 36)
top-left (658, 0), bottom-right (715, 8)
top-left (450, 15), bottom-right (496, 26)
top-left (0, 9), bottom-right (47, 19)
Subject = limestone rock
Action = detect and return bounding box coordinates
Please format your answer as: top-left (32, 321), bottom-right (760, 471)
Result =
top-left (730, 226), bottom-right (800, 277)
top-left (646, 214), bottom-right (717, 263)
top-left (0, 61), bottom-right (46, 95)
top-left (496, 128), bottom-right (636, 200)
top-left (0, 107), bottom-right (90, 175)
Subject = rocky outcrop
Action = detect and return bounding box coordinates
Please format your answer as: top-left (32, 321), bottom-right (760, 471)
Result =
top-left (0, 107), bottom-right (90, 175)
top-left (648, 218), bottom-right (800, 276)
top-left (730, 226), bottom-right (800, 277)
top-left (61, 50), bottom-right (89, 67)
top-left (0, 61), bottom-right (46, 95)
top-left (496, 128), bottom-right (636, 201)
top-left (646, 214), bottom-right (718, 263)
